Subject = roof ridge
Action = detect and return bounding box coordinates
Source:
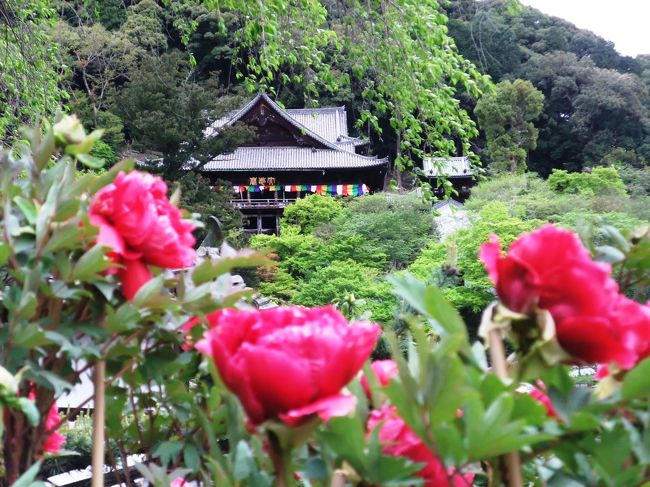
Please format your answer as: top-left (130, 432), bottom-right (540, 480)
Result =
top-left (224, 94), bottom-right (342, 152)
top-left (285, 106), bottom-right (346, 112)
top-left (234, 145), bottom-right (387, 161)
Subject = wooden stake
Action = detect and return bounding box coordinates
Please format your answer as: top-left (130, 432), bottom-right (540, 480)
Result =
top-left (91, 360), bottom-right (106, 487)
top-left (488, 329), bottom-right (523, 487)
top-left (330, 470), bottom-right (346, 487)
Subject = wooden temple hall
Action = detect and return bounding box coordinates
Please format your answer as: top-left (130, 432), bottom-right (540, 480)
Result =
top-left (202, 93), bottom-right (389, 234)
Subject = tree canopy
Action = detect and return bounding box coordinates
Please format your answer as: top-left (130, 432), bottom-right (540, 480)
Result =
top-left (475, 79), bottom-right (544, 173)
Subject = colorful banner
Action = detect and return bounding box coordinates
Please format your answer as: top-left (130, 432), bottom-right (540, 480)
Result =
top-left (222, 184), bottom-right (370, 196)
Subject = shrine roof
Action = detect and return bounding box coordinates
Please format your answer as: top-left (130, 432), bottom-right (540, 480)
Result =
top-left (202, 146), bottom-right (388, 171)
top-left (206, 93), bottom-right (366, 152)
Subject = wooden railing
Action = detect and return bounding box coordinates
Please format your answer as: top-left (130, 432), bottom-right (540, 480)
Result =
top-left (230, 198), bottom-right (297, 209)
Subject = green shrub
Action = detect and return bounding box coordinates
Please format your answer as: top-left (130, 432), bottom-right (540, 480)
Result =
top-left (251, 225), bottom-right (325, 278)
top-left (557, 210), bottom-right (647, 235)
top-left (293, 259), bottom-right (397, 324)
top-left (548, 167), bottom-right (627, 196)
top-left (96, 111), bottom-right (126, 150)
top-left (334, 192), bottom-right (437, 270)
top-left (619, 166), bottom-right (650, 197)
top-left (466, 172), bottom-right (641, 223)
top-left (90, 140), bottom-right (118, 166)
top-left (281, 193), bottom-right (346, 234)
top-left (409, 202), bottom-right (542, 314)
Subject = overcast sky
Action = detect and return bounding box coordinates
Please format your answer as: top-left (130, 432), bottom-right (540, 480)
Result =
top-left (518, 0), bottom-right (650, 57)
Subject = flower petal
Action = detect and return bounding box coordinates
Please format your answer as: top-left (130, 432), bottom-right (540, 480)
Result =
top-left (280, 394), bottom-right (356, 426)
top-left (118, 258), bottom-right (153, 301)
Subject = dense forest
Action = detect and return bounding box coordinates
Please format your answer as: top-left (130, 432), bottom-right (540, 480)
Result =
top-left (446, 0), bottom-right (650, 181)
top-left (3, 0), bottom-right (650, 182)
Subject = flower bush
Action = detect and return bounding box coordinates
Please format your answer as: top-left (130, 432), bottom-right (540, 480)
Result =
top-left (480, 224), bottom-right (650, 373)
top-left (1, 116), bottom-right (650, 487)
top-left (367, 406), bottom-right (474, 487)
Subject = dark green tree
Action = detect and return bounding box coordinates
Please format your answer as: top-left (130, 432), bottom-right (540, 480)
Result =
top-left (475, 79), bottom-right (544, 173)
top-left (178, 172), bottom-right (244, 244)
top-left (113, 51), bottom-right (252, 179)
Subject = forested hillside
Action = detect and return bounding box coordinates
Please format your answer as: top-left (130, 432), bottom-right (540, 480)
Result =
top-left (446, 0), bottom-right (650, 179)
top-left (3, 0), bottom-right (649, 183)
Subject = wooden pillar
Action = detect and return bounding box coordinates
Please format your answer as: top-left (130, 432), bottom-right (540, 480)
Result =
top-left (276, 215), bottom-right (281, 236)
top-left (257, 214), bottom-right (262, 234)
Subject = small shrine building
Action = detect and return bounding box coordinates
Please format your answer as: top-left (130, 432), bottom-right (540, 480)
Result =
top-left (202, 93), bottom-right (389, 234)
top-left (423, 156), bottom-right (474, 202)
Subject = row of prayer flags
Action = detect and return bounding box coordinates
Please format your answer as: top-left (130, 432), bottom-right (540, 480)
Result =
top-left (229, 184), bottom-right (370, 196)
top-left (231, 185), bottom-right (282, 192)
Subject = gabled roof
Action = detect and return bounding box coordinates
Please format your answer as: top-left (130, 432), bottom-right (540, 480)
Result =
top-left (204, 147), bottom-right (388, 172)
top-left (206, 93), bottom-right (367, 152)
top-left (211, 93), bottom-right (341, 151)
top-left (203, 93), bottom-right (387, 172)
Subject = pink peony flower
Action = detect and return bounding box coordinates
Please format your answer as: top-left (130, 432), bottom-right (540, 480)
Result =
top-left (367, 405), bottom-right (474, 487)
top-left (195, 306), bottom-right (381, 426)
top-left (360, 360), bottom-right (398, 400)
top-left (89, 171), bottom-right (195, 300)
top-left (528, 383), bottom-right (558, 418)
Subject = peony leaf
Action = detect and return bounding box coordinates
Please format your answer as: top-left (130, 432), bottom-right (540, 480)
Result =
top-left (43, 222), bottom-right (83, 254)
top-left (388, 273), bottom-right (468, 341)
top-left (0, 242), bottom-right (9, 266)
top-left (152, 441), bottom-right (183, 467)
top-left (34, 126), bottom-right (55, 172)
top-left (75, 152), bottom-right (105, 169)
top-left (105, 303), bottom-right (141, 333)
top-left (596, 245), bottom-right (626, 264)
top-left (132, 275), bottom-right (166, 308)
top-left (183, 444), bottom-right (200, 471)
top-left (71, 245), bottom-right (113, 281)
top-left (192, 249), bottom-right (272, 286)
top-left (10, 460), bottom-right (46, 487)
top-left (16, 398), bottom-right (40, 426)
top-left (622, 357), bottom-right (650, 400)
top-left (13, 196), bottom-right (37, 225)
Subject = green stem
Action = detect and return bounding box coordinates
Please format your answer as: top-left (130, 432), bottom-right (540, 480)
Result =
top-left (268, 431), bottom-right (292, 487)
top-left (488, 328), bottom-right (523, 487)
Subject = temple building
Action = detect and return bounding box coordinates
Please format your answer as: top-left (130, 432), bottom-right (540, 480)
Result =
top-left (202, 93), bottom-right (389, 234)
top-left (423, 156), bottom-right (474, 202)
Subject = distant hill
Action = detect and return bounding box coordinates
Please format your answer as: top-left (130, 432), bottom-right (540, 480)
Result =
top-left (445, 0), bottom-right (650, 175)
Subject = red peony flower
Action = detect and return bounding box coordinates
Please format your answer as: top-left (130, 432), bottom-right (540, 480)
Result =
top-left (170, 478), bottom-right (188, 487)
top-left (610, 296), bottom-right (650, 368)
top-left (480, 225), bottom-right (636, 367)
top-left (28, 391), bottom-right (66, 454)
top-left (360, 360), bottom-right (398, 400)
top-left (195, 306), bottom-right (381, 426)
top-left (89, 171), bottom-right (195, 300)
top-left (367, 405), bottom-right (473, 487)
